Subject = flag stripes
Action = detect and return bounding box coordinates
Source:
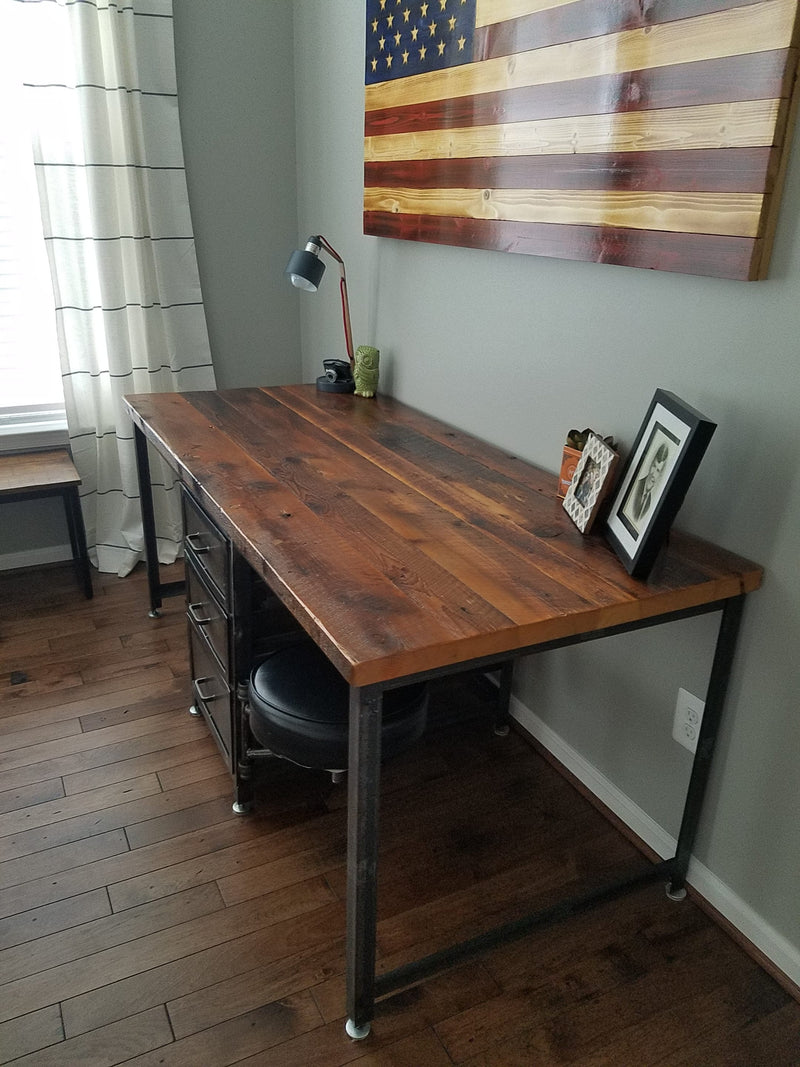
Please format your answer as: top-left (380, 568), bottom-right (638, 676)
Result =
top-left (363, 51), bottom-right (792, 137)
top-left (365, 148), bottom-right (775, 195)
top-left (363, 0), bottom-right (800, 279)
top-left (363, 210), bottom-right (757, 278)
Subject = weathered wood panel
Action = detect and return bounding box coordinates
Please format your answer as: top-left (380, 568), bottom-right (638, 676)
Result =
top-left (364, 0), bottom-right (800, 279)
top-left (125, 387), bottom-right (762, 686)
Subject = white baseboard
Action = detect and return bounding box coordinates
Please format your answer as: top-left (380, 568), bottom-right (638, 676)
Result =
top-left (510, 694), bottom-right (800, 991)
top-left (0, 544), bottom-right (71, 572)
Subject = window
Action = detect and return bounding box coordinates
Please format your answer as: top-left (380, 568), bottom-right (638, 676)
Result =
top-left (0, 1), bottom-right (65, 441)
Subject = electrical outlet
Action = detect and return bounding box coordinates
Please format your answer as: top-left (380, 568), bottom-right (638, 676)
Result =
top-left (673, 688), bottom-right (705, 754)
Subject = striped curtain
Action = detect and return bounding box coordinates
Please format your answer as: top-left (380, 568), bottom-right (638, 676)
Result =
top-left (18, 0), bottom-right (215, 576)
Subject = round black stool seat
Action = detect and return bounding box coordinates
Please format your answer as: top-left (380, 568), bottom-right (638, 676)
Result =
top-left (247, 641), bottom-right (428, 772)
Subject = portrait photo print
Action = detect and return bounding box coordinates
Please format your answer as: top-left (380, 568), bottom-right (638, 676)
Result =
top-left (618, 424), bottom-right (680, 539)
top-left (606, 390), bottom-right (716, 579)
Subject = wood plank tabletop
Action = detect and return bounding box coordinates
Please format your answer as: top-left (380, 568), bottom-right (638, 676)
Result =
top-left (124, 386), bottom-right (762, 687)
top-left (0, 449), bottom-right (81, 495)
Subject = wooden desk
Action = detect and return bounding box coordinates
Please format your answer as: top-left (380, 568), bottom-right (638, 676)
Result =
top-left (125, 385), bottom-right (762, 1038)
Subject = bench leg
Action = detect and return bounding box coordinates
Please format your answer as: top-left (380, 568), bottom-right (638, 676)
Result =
top-left (63, 486), bottom-right (93, 599)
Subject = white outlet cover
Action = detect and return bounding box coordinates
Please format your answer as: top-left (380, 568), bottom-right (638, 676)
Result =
top-left (673, 688), bottom-right (705, 754)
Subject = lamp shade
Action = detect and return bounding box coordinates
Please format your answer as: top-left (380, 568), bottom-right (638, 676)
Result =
top-left (284, 234), bottom-right (354, 370)
top-left (285, 246), bottom-right (325, 292)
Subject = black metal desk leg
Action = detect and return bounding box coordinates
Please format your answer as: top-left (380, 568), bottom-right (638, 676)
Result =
top-left (667, 595), bottom-right (746, 898)
top-left (63, 485), bottom-right (93, 599)
top-left (133, 424), bottom-right (162, 616)
top-left (345, 685), bottom-right (383, 1041)
top-left (493, 658), bottom-right (515, 736)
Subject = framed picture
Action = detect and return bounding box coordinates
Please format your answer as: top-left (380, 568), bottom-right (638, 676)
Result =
top-left (605, 391), bottom-right (716, 579)
top-left (563, 433), bottom-right (619, 534)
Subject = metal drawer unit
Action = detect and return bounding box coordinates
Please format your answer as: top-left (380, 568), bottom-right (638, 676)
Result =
top-left (182, 487), bottom-right (237, 771)
top-left (180, 485), bottom-right (312, 791)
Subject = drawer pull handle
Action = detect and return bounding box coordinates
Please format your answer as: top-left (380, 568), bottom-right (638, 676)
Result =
top-left (186, 533), bottom-right (211, 555)
top-left (194, 677), bottom-right (221, 703)
top-left (188, 602), bottom-right (213, 626)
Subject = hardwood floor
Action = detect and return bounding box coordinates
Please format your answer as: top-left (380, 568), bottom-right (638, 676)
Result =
top-left (1, 562), bottom-right (798, 1066)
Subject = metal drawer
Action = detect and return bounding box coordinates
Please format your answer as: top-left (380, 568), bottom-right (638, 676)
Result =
top-left (189, 622), bottom-right (232, 766)
top-left (186, 556), bottom-right (229, 676)
top-left (182, 488), bottom-right (229, 608)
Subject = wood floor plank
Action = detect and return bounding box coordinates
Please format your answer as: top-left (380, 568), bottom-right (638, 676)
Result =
top-left (0, 560), bottom-right (796, 1065)
top-left (0, 775), bottom-right (64, 814)
top-left (62, 736), bottom-right (217, 795)
top-left (0, 1004), bottom-right (63, 1063)
top-left (0, 702), bottom-right (195, 773)
top-left (109, 804), bottom-right (346, 912)
top-left (112, 835), bottom-right (344, 912)
top-left (123, 992), bottom-right (323, 1067)
top-left (0, 883), bottom-right (223, 985)
top-left (58, 892), bottom-right (341, 1032)
top-left (2, 876), bottom-right (335, 1028)
top-left (0, 886), bottom-right (110, 952)
top-left (0, 828), bottom-right (129, 891)
top-left (156, 752), bottom-right (228, 791)
top-left (0, 720), bottom-right (209, 794)
top-left (351, 1026), bottom-right (454, 1065)
top-left (0, 716), bottom-right (83, 755)
top-left (235, 962), bottom-right (504, 1067)
top-left (0, 675), bottom-right (187, 733)
top-left (6, 1006), bottom-right (173, 1067)
top-left (0, 777), bottom-right (234, 915)
top-left (0, 773), bottom-right (164, 839)
top-left (167, 940), bottom-right (346, 1040)
top-left (561, 964), bottom-right (791, 1067)
top-left (435, 923), bottom-right (737, 1063)
top-left (122, 795), bottom-right (259, 851)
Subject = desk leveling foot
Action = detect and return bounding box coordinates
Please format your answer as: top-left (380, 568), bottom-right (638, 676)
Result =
top-left (345, 1018), bottom-right (371, 1040)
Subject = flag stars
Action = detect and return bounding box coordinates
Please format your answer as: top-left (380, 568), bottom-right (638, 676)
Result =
top-left (367, 0), bottom-right (473, 80)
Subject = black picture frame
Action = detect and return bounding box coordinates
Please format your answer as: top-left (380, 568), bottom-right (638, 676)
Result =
top-left (605, 390), bottom-right (716, 579)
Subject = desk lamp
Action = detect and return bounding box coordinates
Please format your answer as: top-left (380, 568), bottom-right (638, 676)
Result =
top-left (285, 235), bottom-right (355, 393)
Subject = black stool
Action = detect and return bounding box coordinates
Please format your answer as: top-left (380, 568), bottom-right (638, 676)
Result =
top-left (246, 640), bottom-right (428, 780)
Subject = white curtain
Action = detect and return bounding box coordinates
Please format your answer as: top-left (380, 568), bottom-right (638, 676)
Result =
top-left (16, 0), bottom-right (215, 575)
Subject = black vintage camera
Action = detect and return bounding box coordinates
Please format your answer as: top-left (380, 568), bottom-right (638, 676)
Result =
top-left (317, 359), bottom-right (354, 394)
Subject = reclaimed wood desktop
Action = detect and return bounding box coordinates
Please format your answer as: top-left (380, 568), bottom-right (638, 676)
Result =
top-left (125, 384), bottom-right (762, 1039)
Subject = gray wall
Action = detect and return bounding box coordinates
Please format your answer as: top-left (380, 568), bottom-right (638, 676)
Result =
top-left (172, 0), bottom-right (301, 389)
top-left (292, 0), bottom-right (800, 970)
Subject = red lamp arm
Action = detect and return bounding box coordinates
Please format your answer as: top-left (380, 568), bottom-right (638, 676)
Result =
top-left (318, 236), bottom-right (354, 364)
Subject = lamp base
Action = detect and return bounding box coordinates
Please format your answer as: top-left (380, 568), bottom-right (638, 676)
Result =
top-left (316, 374), bottom-right (354, 394)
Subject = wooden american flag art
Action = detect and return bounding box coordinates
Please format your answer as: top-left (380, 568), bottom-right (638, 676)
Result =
top-left (363, 0), bottom-right (800, 280)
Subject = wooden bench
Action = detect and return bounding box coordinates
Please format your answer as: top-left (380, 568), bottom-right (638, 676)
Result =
top-left (0, 449), bottom-right (93, 599)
